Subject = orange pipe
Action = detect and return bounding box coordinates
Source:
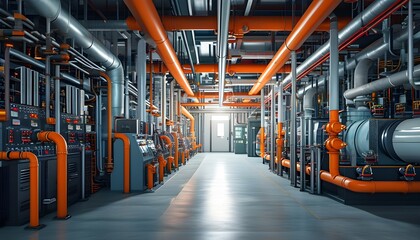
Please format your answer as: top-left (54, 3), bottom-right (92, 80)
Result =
top-left (146, 63), bottom-right (291, 74)
top-left (249, 0), bottom-right (342, 95)
top-left (259, 128), bottom-right (265, 157)
top-left (276, 123), bottom-right (284, 167)
top-left (320, 171), bottom-right (420, 193)
top-left (146, 163), bottom-right (155, 190)
top-left (114, 133), bottom-right (130, 194)
top-left (37, 131), bottom-right (69, 219)
top-left (166, 156), bottom-right (174, 173)
top-left (125, 16), bottom-right (349, 33)
top-left (281, 159), bottom-right (311, 175)
top-left (157, 154), bottom-right (166, 183)
top-left (124, 0), bottom-right (194, 96)
top-left (160, 135), bottom-right (173, 173)
top-left (0, 152), bottom-right (41, 228)
top-left (194, 92), bottom-right (250, 99)
top-left (171, 132), bottom-right (179, 169)
top-left (181, 106), bottom-right (195, 135)
top-left (96, 72), bottom-right (113, 173)
top-left (181, 102), bottom-right (261, 107)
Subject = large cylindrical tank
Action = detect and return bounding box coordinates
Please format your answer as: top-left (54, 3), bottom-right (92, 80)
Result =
top-left (389, 118), bottom-right (420, 163)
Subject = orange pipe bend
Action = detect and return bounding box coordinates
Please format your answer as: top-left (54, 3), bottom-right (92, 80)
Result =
top-left (166, 156), bottom-right (174, 173)
top-left (146, 163), bottom-right (155, 190)
top-left (37, 131), bottom-right (69, 219)
top-left (97, 72), bottom-right (114, 173)
top-left (171, 132), bottom-right (179, 169)
top-left (160, 135), bottom-right (173, 156)
top-left (114, 133), bottom-right (131, 194)
top-left (157, 154), bottom-right (166, 183)
top-left (249, 0), bottom-right (342, 95)
top-left (124, 0), bottom-right (194, 96)
top-left (0, 152), bottom-right (41, 228)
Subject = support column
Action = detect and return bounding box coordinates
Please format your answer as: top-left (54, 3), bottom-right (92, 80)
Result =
top-left (290, 51), bottom-right (297, 187)
top-left (137, 38), bottom-right (147, 122)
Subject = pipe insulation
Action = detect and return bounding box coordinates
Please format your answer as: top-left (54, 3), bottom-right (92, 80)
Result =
top-left (344, 64), bottom-right (420, 100)
top-left (26, 0), bottom-right (124, 117)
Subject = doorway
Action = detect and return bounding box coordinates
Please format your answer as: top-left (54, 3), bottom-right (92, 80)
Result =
top-left (210, 115), bottom-right (230, 152)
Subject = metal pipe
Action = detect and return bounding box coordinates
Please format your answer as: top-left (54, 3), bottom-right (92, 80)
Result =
top-left (147, 63), bottom-right (291, 74)
top-left (37, 131), bottom-right (69, 219)
top-left (354, 58), bottom-right (373, 89)
top-left (408, 0), bottom-right (420, 90)
top-left (81, 144), bottom-right (86, 200)
top-left (290, 51), bottom-right (297, 187)
top-left (270, 87), bottom-right (275, 171)
top-left (124, 0), bottom-right (194, 96)
top-left (123, 15), bottom-right (349, 33)
top-left (300, 115), bottom-right (305, 191)
top-left (344, 65), bottom-right (420, 100)
top-left (277, 82), bottom-right (284, 176)
top-left (55, 65), bottom-right (61, 133)
top-left (137, 38), bottom-right (147, 122)
top-left (217, 0), bottom-right (231, 106)
top-left (0, 45), bottom-right (11, 122)
top-left (282, 0), bottom-right (406, 86)
top-left (330, 16), bottom-right (339, 111)
top-left (161, 75), bottom-right (167, 128)
top-left (260, 87), bottom-right (265, 158)
top-left (249, 0), bottom-right (341, 95)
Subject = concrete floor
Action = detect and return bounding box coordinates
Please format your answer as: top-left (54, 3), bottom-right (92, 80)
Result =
top-left (1, 152), bottom-right (420, 240)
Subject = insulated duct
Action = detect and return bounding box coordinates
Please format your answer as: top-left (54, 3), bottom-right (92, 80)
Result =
top-left (217, 0), bottom-right (231, 106)
top-left (26, 0), bottom-right (124, 117)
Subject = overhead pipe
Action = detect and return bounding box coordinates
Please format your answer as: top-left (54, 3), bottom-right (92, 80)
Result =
top-left (248, 0), bottom-right (341, 95)
top-left (0, 152), bottom-right (43, 229)
top-left (147, 63), bottom-right (291, 74)
top-left (36, 131), bottom-right (69, 220)
top-left (26, 0), bottom-right (124, 117)
top-left (181, 102), bottom-right (261, 107)
top-left (124, 15), bottom-right (349, 33)
top-left (344, 65), bottom-right (420, 100)
top-left (217, 0), bottom-right (231, 106)
top-left (281, 0), bottom-right (408, 87)
top-left (124, 0), bottom-right (194, 96)
top-left (114, 133), bottom-right (130, 194)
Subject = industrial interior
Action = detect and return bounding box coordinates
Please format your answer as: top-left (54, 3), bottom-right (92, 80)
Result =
top-left (1, 0), bottom-right (420, 238)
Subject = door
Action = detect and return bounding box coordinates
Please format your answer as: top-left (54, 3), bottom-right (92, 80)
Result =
top-left (210, 116), bottom-right (230, 152)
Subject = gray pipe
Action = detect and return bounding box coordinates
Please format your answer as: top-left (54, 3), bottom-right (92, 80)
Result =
top-left (283, 0), bottom-right (399, 86)
top-left (290, 51), bottom-right (297, 187)
top-left (217, 0), bottom-right (230, 106)
top-left (354, 58), bottom-right (373, 89)
top-left (137, 38), bottom-right (147, 122)
top-left (329, 16), bottom-right (339, 111)
top-left (303, 87), bottom-right (318, 113)
top-left (26, 0), bottom-right (124, 117)
top-left (344, 64), bottom-right (420, 100)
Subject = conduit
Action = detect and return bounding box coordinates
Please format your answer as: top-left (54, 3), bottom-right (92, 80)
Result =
top-left (37, 131), bottom-right (69, 219)
top-left (248, 0), bottom-right (341, 95)
top-left (0, 152), bottom-right (42, 229)
top-left (124, 0), bottom-right (194, 96)
top-left (114, 133), bottom-right (130, 194)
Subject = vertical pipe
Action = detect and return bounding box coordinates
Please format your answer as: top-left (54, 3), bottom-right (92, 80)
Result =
top-left (169, 81), bottom-right (174, 125)
top-left (278, 82), bottom-right (284, 176)
top-left (290, 51), bottom-right (297, 187)
top-left (270, 87), bottom-right (275, 171)
top-left (161, 74), bottom-right (167, 128)
top-left (300, 115), bottom-right (305, 191)
top-left (3, 45), bottom-right (11, 121)
top-left (137, 38), bottom-right (147, 122)
top-left (408, 0), bottom-right (419, 90)
top-left (316, 147), bottom-right (322, 194)
top-left (330, 16), bottom-right (339, 111)
top-left (55, 65), bottom-right (61, 133)
top-left (310, 147), bottom-right (315, 193)
top-left (81, 144), bottom-right (86, 199)
top-left (124, 78), bottom-right (129, 118)
top-left (260, 87), bottom-right (265, 158)
top-left (96, 89), bottom-right (104, 174)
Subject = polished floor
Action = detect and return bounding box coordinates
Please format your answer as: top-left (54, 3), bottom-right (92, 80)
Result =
top-left (1, 153), bottom-right (420, 240)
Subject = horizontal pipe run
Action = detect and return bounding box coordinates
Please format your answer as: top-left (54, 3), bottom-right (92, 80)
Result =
top-left (146, 63), bottom-right (291, 74)
top-left (181, 102), bottom-right (261, 107)
top-left (125, 16), bottom-right (349, 33)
